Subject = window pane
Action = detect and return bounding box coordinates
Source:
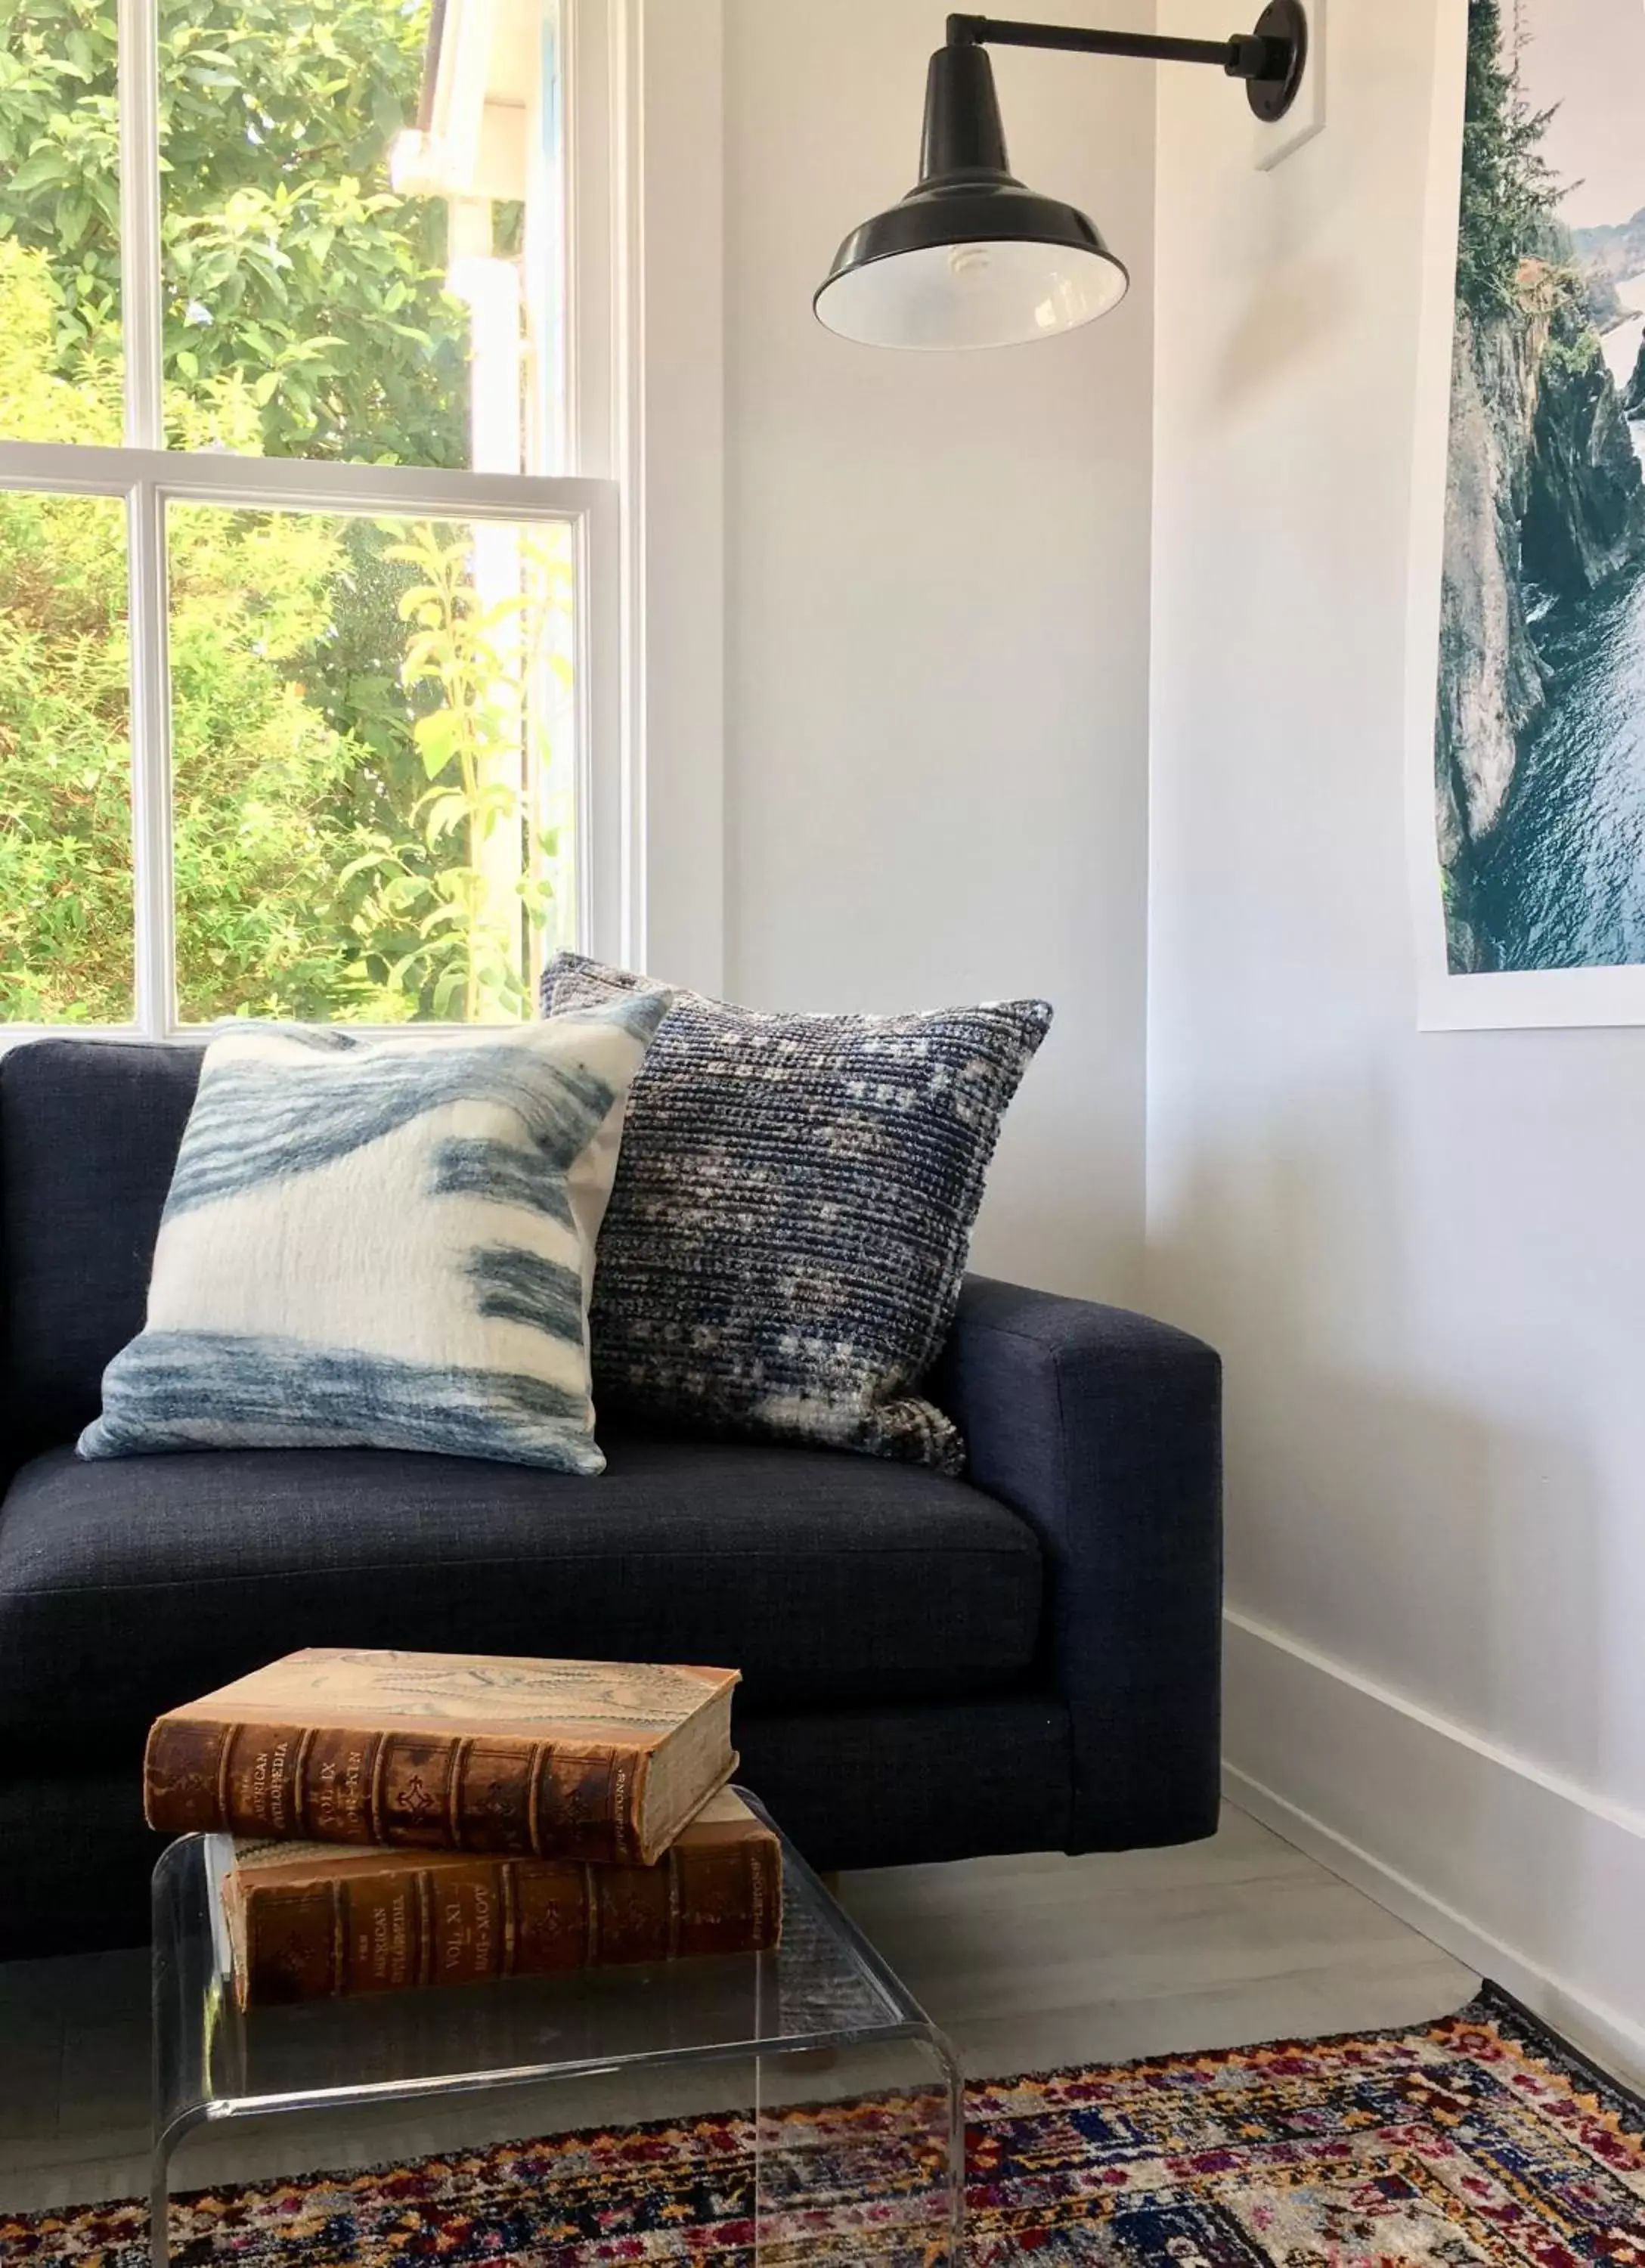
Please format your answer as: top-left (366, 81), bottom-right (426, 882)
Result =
top-left (158, 0), bottom-right (558, 471)
top-left (168, 502), bottom-right (577, 1025)
top-left (0, 490), bottom-right (133, 1023)
top-left (0, 0), bottom-right (123, 444)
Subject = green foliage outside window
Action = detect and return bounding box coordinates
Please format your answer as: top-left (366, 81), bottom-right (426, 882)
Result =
top-left (0, 0), bottom-right (565, 1027)
top-left (0, 0), bottom-right (466, 463)
top-left (339, 521), bottom-right (569, 1025)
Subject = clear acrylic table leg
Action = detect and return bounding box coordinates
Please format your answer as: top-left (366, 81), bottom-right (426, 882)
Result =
top-left (150, 2038), bottom-right (964, 2264)
top-left (148, 1820), bottom-right (965, 2263)
top-left (150, 1834), bottom-right (238, 2268)
top-left (148, 2162), bottom-right (166, 2268)
top-left (941, 2040), bottom-right (966, 2260)
top-left (150, 2105), bottom-right (211, 2268)
top-left (748, 2027), bottom-right (965, 2261)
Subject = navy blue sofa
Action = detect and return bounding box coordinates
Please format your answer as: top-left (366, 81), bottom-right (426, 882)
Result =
top-left (0, 1038), bottom-right (1223, 1956)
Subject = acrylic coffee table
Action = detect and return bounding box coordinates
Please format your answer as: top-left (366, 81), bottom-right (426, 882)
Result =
top-left (150, 1792), bottom-right (964, 2264)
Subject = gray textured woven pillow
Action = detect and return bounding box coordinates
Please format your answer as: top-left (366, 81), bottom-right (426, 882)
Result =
top-left (540, 953), bottom-right (1052, 1473)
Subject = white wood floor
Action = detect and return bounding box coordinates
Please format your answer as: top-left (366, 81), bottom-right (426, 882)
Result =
top-left (0, 1802), bottom-right (1476, 2217)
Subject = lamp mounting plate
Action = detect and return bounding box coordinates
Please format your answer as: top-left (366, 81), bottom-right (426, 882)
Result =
top-left (1246, 0), bottom-right (1307, 121)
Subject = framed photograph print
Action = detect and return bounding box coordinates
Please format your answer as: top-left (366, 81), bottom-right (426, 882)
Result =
top-left (1407, 0), bottom-right (1645, 1028)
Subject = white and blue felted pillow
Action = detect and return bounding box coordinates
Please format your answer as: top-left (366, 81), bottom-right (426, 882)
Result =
top-left (77, 994), bottom-right (670, 1473)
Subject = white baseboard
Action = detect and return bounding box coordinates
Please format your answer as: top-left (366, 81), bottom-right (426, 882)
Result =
top-left (1223, 1607), bottom-right (1645, 2089)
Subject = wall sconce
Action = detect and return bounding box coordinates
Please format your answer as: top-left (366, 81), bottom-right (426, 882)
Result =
top-left (814, 5), bottom-right (1307, 349)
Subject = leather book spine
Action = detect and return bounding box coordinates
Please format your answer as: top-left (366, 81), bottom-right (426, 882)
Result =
top-left (146, 1718), bottom-right (644, 1861)
top-left (234, 1855), bottom-right (514, 2006)
top-left (232, 1834), bottom-right (782, 2006)
top-left (673, 1832), bottom-right (783, 1958)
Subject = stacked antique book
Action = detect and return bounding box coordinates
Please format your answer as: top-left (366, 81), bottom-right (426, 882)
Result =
top-left (144, 1647), bottom-right (781, 2008)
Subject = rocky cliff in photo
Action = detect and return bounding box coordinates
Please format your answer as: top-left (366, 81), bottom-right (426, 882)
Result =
top-left (1436, 268), bottom-right (1645, 967)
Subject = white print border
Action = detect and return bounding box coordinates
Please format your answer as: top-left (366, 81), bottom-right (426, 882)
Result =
top-left (1402, 4), bottom-right (1645, 1030)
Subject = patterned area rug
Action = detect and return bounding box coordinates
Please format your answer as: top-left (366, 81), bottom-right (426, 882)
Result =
top-left (6, 1983), bottom-right (1643, 2263)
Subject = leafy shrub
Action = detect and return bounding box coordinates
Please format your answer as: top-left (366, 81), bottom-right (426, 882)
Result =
top-left (0, 239), bottom-right (386, 1019)
top-left (0, 0), bottom-right (564, 1026)
top-left (0, 0), bottom-right (467, 463)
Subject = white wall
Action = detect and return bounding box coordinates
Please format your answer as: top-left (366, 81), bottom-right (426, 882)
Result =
top-left (1150, 2), bottom-right (1645, 2069)
top-left (722, 0), bottom-right (1157, 1300)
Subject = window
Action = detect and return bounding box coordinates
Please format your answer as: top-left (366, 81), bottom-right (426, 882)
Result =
top-left (0, 0), bottom-right (615, 1032)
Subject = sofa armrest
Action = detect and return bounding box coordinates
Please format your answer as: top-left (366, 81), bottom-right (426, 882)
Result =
top-left (934, 1275), bottom-right (1222, 1852)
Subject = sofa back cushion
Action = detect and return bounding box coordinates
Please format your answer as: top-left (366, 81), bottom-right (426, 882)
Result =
top-left (2, 1039), bottom-right (203, 1454)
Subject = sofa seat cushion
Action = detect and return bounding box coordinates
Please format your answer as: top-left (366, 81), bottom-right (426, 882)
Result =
top-left (0, 1438), bottom-right (1042, 1753)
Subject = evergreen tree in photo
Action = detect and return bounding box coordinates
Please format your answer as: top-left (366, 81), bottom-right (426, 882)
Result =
top-left (1456, 0), bottom-right (1558, 318)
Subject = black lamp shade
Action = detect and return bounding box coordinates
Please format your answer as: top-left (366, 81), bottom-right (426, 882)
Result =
top-left (815, 42), bottom-right (1129, 350)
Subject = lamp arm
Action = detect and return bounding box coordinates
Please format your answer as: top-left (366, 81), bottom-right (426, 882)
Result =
top-left (946, 11), bottom-right (1298, 93)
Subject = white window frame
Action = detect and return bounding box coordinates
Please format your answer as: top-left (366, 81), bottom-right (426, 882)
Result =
top-left (0, 0), bottom-right (629, 1040)
top-left (576, 0), bottom-right (726, 997)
